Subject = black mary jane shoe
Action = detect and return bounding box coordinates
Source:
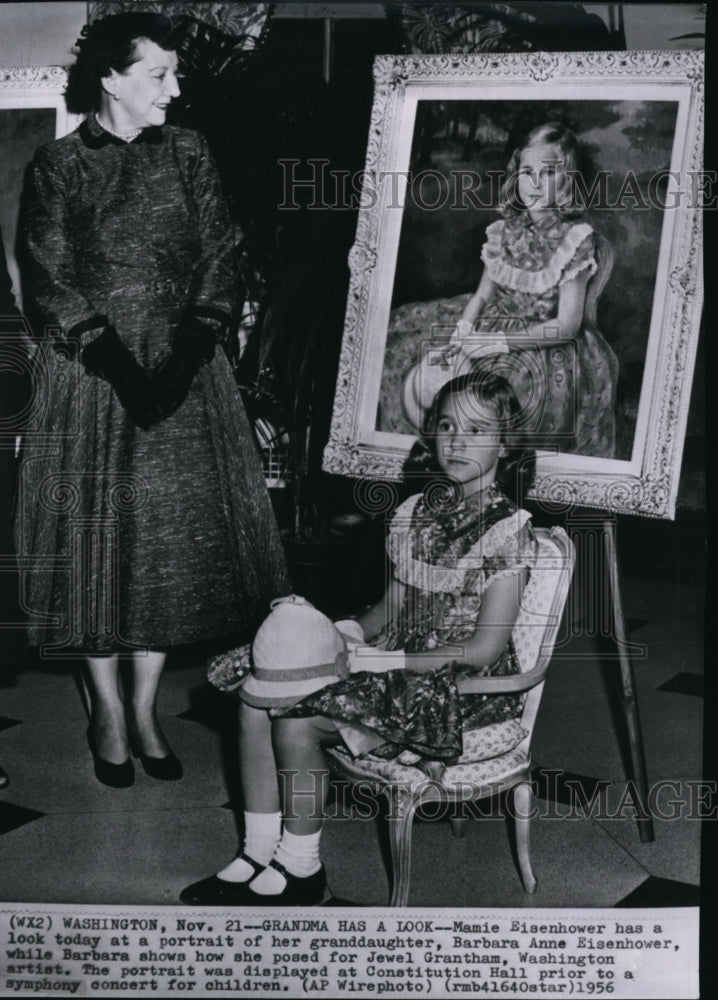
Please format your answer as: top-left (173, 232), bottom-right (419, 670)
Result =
top-left (179, 853), bottom-right (264, 906)
top-left (242, 860), bottom-right (328, 907)
top-left (87, 727), bottom-right (134, 789)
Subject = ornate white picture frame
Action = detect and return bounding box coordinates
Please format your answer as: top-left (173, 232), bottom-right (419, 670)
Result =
top-left (0, 67), bottom-right (80, 308)
top-left (323, 51), bottom-right (704, 519)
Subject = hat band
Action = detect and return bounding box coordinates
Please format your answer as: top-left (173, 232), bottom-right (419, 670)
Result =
top-left (252, 660), bottom-right (343, 683)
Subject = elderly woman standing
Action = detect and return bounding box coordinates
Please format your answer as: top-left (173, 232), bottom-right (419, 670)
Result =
top-left (18, 12), bottom-right (289, 787)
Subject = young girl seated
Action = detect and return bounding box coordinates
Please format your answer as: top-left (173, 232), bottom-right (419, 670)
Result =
top-left (181, 367), bottom-right (537, 907)
top-left (404, 121), bottom-right (618, 458)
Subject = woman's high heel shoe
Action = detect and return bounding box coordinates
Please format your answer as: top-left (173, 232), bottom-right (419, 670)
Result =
top-left (134, 747), bottom-right (183, 781)
top-left (127, 725), bottom-right (183, 781)
top-left (86, 727), bottom-right (134, 788)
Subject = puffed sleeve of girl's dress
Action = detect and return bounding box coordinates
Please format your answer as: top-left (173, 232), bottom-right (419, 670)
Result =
top-left (479, 509), bottom-right (539, 584)
top-left (24, 146), bottom-right (106, 340)
top-left (558, 224), bottom-right (597, 286)
top-left (479, 219), bottom-right (504, 277)
top-left (186, 133), bottom-right (236, 326)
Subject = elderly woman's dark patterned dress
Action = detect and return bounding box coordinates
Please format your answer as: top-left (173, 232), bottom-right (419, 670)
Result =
top-left (285, 483), bottom-right (538, 761)
top-left (17, 115), bottom-right (290, 653)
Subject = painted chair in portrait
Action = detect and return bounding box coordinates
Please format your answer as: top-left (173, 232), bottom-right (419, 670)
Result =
top-left (326, 525), bottom-right (575, 906)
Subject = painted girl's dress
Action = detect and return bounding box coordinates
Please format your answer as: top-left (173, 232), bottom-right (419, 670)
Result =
top-left (476, 213), bottom-right (618, 458)
top-left (284, 482), bottom-right (538, 761)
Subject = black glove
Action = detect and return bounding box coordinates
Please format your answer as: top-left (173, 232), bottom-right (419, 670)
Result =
top-left (152, 316), bottom-right (218, 421)
top-left (81, 325), bottom-right (160, 430)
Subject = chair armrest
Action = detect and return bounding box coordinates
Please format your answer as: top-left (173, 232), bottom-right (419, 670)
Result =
top-left (455, 659), bottom-right (549, 695)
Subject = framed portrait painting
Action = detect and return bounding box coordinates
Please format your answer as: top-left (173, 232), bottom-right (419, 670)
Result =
top-left (0, 66), bottom-right (80, 311)
top-left (323, 50), bottom-right (704, 519)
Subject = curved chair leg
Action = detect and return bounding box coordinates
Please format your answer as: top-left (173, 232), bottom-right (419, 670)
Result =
top-left (383, 784), bottom-right (417, 907)
top-left (513, 781), bottom-right (537, 894)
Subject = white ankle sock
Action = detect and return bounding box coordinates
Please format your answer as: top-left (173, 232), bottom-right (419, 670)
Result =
top-left (249, 829), bottom-right (322, 895)
top-left (217, 811), bottom-right (281, 882)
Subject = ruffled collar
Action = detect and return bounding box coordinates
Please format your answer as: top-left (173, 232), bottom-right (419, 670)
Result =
top-left (507, 209), bottom-right (570, 243)
top-left (482, 212), bottom-right (594, 294)
top-left (420, 481), bottom-right (505, 542)
top-left (387, 484), bottom-right (530, 592)
top-left (79, 113), bottom-right (163, 149)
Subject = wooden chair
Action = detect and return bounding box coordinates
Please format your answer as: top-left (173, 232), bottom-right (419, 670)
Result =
top-left (326, 525), bottom-right (575, 906)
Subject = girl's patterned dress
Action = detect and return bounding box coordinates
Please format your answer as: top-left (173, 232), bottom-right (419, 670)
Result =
top-left (284, 482), bottom-right (538, 761)
top-left (475, 212), bottom-right (618, 458)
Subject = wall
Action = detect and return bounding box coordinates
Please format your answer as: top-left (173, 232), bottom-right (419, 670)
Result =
top-left (619, 2), bottom-right (705, 49)
top-left (0, 3), bottom-right (705, 69)
top-left (272, 2), bottom-right (705, 50)
top-left (0, 3), bottom-right (85, 66)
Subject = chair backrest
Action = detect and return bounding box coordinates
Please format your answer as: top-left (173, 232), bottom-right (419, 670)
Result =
top-left (511, 526), bottom-right (575, 744)
top-left (513, 527), bottom-right (574, 668)
top-left (584, 229), bottom-right (614, 331)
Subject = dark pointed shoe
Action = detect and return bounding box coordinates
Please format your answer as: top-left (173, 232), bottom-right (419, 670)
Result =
top-left (137, 749), bottom-right (183, 781)
top-left (179, 854), bottom-right (264, 906)
top-left (87, 728), bottom-right (134, 789)
top-left (127, 720), bottom-right (183, 780)
top-left (242, 860), bottom-right (328, 906)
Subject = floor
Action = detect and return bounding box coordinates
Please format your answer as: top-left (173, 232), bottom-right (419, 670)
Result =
top-left (0, 511), bottom-right (705, 910)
